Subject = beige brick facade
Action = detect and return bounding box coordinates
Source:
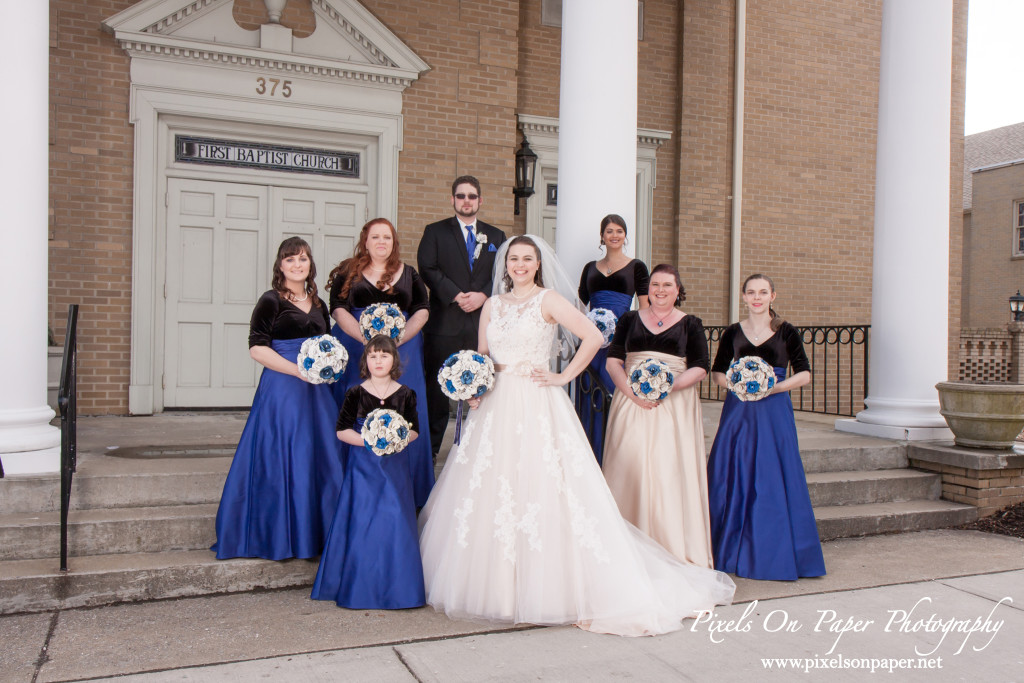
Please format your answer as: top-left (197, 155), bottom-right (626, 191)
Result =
top-left (963, 163), bottom-right (1024, 328)
top-left (48, 0), bottom-right (967, 414)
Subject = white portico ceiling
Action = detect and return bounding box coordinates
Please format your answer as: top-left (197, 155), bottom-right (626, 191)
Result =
top-left (102, 0), bottom-right (429, 90)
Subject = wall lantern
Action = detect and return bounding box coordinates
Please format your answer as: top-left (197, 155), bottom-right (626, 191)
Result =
top-left (1011, 290), bottom-right (1024, 323)
top-left (513, 135), bottom-right (538, 216)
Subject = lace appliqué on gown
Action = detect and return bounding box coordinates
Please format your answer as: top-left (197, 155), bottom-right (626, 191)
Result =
top-left (418, 290), bottom-right (735, 636)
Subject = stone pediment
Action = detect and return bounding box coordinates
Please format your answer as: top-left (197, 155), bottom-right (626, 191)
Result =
top-left (103, 0), bottom-right (428, 89)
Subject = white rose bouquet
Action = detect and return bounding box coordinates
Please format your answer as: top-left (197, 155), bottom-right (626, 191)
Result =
top-left (360, 408), bottom-right (412, 456)
top-left (726, 356), bottom-right (776, 401)
top-left (358, 303), bottom-right (406, 343)
top-left (296, 335), bottom-right (348, 384)
top-left (586, 308), bottom-right (618, 349)
top-left (628, 358), bottom-right (675, 401)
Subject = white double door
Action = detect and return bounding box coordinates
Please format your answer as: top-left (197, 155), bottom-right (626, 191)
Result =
top-left (163, 178), bottom-right (365, 407)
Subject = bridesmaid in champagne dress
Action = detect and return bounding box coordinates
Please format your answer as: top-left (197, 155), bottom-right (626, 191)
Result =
top-left (602, 265), bottom-right (714, 568)
top-left (419, 236), bottom-right (734, 636)
top-left (327, 218), bottom-right (434, 507)
top-left (577, 214), bottom-right (649, 463)
top-left (707, 274), bottom-right (825, 581)
top-left (213, 237), bottom-right (343, 560)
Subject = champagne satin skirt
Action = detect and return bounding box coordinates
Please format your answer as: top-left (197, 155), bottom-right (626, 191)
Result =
top-left (602, 351), bottom-right (714, 569)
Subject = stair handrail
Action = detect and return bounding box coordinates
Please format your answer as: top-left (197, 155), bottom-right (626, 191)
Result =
top-left (58, 304), bottom-right (80, 572)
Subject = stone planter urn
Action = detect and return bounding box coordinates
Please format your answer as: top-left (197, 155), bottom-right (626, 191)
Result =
top-left (935, 381), bottom-right (1024, 449)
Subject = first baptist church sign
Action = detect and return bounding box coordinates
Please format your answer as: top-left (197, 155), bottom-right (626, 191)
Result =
top-left (175, 135), bottom-right (360, 178)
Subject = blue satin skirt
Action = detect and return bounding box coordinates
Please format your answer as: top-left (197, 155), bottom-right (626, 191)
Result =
top-left (331, 314), bottom-right (435, 507)
top-left (311, 435), bottom-right (426, 609)
top-left (580, 290), bottom-right (632, 464)
top-left (212, 338), bottom-right (344, 561)
top-left (707, 369), bottom-right (826, 580)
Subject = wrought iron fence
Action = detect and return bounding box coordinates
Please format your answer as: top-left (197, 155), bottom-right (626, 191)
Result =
top-left (59, 304), bottom-right (80, 572)
top-left (700, 324), bottom-right (870, 416)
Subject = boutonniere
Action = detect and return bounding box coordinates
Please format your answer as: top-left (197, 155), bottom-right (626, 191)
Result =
top-left (473, 232), bottom-right (488, 260)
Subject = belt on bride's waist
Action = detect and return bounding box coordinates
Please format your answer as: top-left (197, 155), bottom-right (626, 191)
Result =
top-left (624, 350), bottom-right (688, 374)
top-left (493, 361), bottom-right (537, 377)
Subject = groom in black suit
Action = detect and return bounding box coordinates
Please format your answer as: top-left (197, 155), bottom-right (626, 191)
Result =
top-left (418, 175), bottom-right (507, 457)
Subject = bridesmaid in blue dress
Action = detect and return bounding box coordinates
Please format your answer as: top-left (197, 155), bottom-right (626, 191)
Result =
top-left (577, 214), bottom-right (649, 463)
top-left (213, 237), bottom-right (344, 560)
top-left (326, 218), bottom-right (434, 507)
top-left (707, 274), bottom-right (825, 581)
top-left (312, 336), bottom-right (425, 609)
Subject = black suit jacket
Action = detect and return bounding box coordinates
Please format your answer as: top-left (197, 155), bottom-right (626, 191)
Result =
top-left (417, 216), bottom-right (507, 340)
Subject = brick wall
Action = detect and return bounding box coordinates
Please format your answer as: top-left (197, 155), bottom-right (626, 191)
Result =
top-left (49, 1), bottom-right (137, 414)
top-left (962, 163), bottom-right (1024, 328)
top-left (47, 0), bottom-right (967, 413)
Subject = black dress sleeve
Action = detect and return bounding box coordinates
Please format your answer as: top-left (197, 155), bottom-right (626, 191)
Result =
top-left (315, 296), bottom-right (331, 331)
top-left (336, 386), bottom-right (362, 432)
top-left (633, 261), bottom-right (651, 297)
top-left (248, 291), bottom-right (280, 348)
top-left (397, 387), bottom-right (419, 432)
top-left (606, 311), bottom-right (635, 361)
top-left (407, 267), bottom-right (430, 315)
top-left (711, 324), bottom-right (739, 374)
top-left (782, 322), bottom-right (811, 374)
top-left (578, 262), bottom-right (593, 306)
top-left (685, 316), bottom-right (711, 372)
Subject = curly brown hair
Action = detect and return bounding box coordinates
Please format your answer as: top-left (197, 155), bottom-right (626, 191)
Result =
top-left (271, 237), bottom-right (319, 307)
top-left (359, 335), bottom-right (404, 381)
top-left (500, 235), bottom-right (545, 292)
top-left (326, 218), bottom-right (402, 300)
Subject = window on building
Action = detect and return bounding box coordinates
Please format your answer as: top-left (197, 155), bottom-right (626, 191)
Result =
top-left (1017, 200), bottom-right (1024, 256)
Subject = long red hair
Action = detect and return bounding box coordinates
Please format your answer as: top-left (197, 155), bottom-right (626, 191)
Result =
top-left (327, 218), bottom-right (401, 299)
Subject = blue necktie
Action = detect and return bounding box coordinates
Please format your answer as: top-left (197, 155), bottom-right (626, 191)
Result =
top-left (466, 225), bottom-right (476, 271)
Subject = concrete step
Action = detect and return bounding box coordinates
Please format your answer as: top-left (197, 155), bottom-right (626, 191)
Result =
top-left (0, 455), bottom-right (230, 514)
top-left (0, 550), bottom-right (317, 615)
top-left (0, 504), bottom-right (217, 561)
top-left (799, 444), bottom-right (908, 474)
top-left (806, 469), bottom-right (941, 507)
top-left (815, 500), bottom-right (978, 541)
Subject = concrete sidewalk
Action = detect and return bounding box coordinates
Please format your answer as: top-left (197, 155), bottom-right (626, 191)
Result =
top-left (4, 529), bottom-right (1021, 682)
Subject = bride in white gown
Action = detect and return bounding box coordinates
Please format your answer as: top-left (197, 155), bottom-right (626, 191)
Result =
top-left (418, 236), bottom-right (735, 636)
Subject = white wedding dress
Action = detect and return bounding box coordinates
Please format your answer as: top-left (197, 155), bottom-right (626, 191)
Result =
top-left (418, 290), bottom-right (735, 636)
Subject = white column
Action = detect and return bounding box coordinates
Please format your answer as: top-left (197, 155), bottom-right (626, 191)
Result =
top-left (555, 0), bottom-right (638, 282)
top-left (836, 0), bottom-right (954, 440)
top-left (0, 3), bottom-right (61, 473)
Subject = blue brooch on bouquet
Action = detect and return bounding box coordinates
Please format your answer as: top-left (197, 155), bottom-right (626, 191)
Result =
top-left (726, 355), bottom-right (775, 401)
top-left (296, 334), bottom-right (348, 384)
top-left (359, 303), bottom-right (406, 342)
top-left (437, 350), bottom-right (496, 444)
top-left (361, 408), bottom-right (412, 456)
top-left (586, 308), bottom-right (618, 349)
top-left (629, 358), bottom-right (675, 401)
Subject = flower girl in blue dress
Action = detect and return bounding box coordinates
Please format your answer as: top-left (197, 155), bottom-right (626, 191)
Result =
top-left (312, 335), bottom-right (425, 609)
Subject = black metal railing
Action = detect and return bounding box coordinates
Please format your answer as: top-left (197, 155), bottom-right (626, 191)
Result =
top-left (58, 304), bottom-right (79, 572)
top-left (700, 324), bottom-right (870, 417)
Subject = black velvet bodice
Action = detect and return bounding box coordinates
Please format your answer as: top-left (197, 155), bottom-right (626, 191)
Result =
top-left (336, 384), bottom-right (418, 433)
top-left (248, 290), bottom-right (331, 348)
top-left (711, 322), bottom-right (811, 374)
top-left (607, 311), bottom-right (710, 372)
top-left (578, 259), bottom-right (650, 305)
top-left (329, 264), bottom-right (429, 315)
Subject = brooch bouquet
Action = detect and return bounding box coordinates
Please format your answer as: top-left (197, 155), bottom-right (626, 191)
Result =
top-left (297, 335), bottom-right (348, 384)
top-left (359, 303), bottom-right (406, 342)
top-left (726, 356), bottom-right (775, 401)
top-left (360, 408), bottom-right (412, 456)
top-left (629, 358), bottom-right (675, 401)
top-left (437, 350), bottom-right (496, 444)
top-left (586, 308), bottom-right (618, 349)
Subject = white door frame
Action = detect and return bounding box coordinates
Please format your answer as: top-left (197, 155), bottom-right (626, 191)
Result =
top-left (518, 114), bottom-right (670, 266)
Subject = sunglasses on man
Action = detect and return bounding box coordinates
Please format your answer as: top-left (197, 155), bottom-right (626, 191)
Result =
top-left (454, 193), bottom-right (479, 200)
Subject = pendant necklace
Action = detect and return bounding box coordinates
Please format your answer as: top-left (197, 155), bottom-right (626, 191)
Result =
top-left (650, 307), bottom-right (673, 328)
top-left (369, 378), bottom-right (392, 405)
